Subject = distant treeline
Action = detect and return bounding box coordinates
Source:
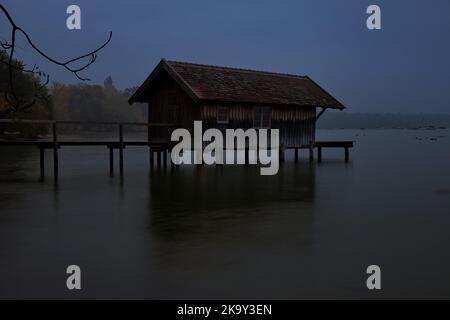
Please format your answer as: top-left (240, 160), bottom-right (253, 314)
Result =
top-left (318, 112), bottom-right (450, 129)
top-left (52, 76), bottom-right (146, 132)
top-left (1, 49), bottom-right (146, 137)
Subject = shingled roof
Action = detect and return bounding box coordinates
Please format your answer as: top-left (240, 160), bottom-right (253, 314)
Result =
top-left (129, 59), bottom-right (345, 109)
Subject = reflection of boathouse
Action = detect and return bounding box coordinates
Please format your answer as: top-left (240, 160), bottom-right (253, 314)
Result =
top-left (149, 164), bottom-right (315, 236)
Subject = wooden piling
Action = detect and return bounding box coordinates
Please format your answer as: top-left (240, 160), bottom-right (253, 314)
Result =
top-left (345, 147), bottom-right (349, 163)
top-left (157, 151), bottom-right (161, 167)
top-left (294, 148), bottom-right (299, 163)
top-left (309, 146), bottom-right (314, 162)
top-left (318, 147), bottom-right (322, 163)
top-left (39, 147), bottom-right (45, 181)
top-left (279, 146), bottom-right (285, 163)
top-left (245, 147), bottom-right (249, 165)
top-left (163, 149), bottom-right (168, 168)
top-left (170, 149), bottom-right (175, 170)
top-left (149, 148), bottom-right (154, 167)
top-left (109, 147), bottom-right (114, 176)
top-left (52, 123), bottom-right (58, 180)
top-left (119, 124), bottom-right (124, 176)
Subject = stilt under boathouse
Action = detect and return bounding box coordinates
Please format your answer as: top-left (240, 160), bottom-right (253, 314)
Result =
top-left (129, 59), bottom-right (353, 163)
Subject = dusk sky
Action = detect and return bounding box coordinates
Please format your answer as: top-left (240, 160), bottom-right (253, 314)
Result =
top-left (1, 0), bottom-right (450, 113)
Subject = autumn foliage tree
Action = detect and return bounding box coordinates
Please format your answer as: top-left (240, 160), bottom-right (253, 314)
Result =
top-left (0, 50), bottom-right (52, 136)
top-left (51, 76), bottom-right (146, 132)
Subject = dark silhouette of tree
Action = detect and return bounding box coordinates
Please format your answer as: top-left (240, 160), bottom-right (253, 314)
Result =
top-left (0, 3), bottom-right (112, 114)
top-left (103, 75), bottom-right (116, 92)
top-left (0, 50), bottom-right (52, 136)
top-left (122, 86), bottom-right (139, 98)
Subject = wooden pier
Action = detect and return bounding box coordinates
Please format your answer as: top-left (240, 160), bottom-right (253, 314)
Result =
top-left (0, 119), bottom-right (354, 181)
top-left (315, 141), bottom-right (354, 163)
top-left (0, 119), bottom-right (175, 181)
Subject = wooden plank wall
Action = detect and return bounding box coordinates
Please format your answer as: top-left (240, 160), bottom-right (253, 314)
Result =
top-left (146, 71), bottom-right (198, 142)
top-left (144, 71), bottom-right (316, 148)
top-left (201, 102), bottom-right (316, 148)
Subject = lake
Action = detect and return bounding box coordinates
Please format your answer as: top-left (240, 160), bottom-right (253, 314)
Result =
top-left (0, 129), bottom-right (449, 299)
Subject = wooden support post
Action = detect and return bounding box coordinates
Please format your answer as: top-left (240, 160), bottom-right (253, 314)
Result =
top-left (119, 124), bottom-right (124, 176)
top-left (170, 149), bottom-right (175, 170)
top-left (294, 148), bottom-right (299, 163)
top-left (279, 146), bottom-right (285, 163)
top-left (163, 149), bottom-right (168, 168)
top-left (39, 147), bottom-right (45, 181)
top-left (109, 147), bottom-right (114, 176)
top-left (52, 123), bottom-right (58, 180)
top-left (345, 147), bottom-right (349, 163)
top-left (318, 147), bottom-right (322, 163)
top-left (316, 107), bottom-right (327, 121)
top-left (245, 147), bottom-right (249, 165)
top-left (157, 151), bottom-right (161, 167)
top-left (309, 146), bottom-right (314, 162)
top-left (149, 148), bottom-right (154, 167)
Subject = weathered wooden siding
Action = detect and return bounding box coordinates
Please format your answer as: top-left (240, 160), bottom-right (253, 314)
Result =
top-left (146, 70), bottom-right (199, 142)
top-left (144, 72), bottom-right (316, 148)
top-left (201, 102), bottom-right (316, 148)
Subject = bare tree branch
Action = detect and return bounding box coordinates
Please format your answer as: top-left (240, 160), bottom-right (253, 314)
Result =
top-left (0, 3), bottom-right (112, 112)
top-left (0, 57), bottom-right (40, 75)
top-left (0, 40), bottom-right (12, 50)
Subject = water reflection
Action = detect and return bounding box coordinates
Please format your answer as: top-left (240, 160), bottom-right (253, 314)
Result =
top-left (148, 163), bottom-right (316, 240)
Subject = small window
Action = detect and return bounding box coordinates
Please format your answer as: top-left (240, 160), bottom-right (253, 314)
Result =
top-left (253, 107), bottom-right (271, 128)
top-left (217, 107), bottom-right (229, 124)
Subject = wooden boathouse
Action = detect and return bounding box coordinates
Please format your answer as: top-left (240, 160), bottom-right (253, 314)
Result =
top-left (129, 59), bottom-right (349, 160)
top-left (0, 60), bottom-right (353, 181)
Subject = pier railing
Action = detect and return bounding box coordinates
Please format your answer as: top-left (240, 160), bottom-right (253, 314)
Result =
top-left (0, 119), bottom-right (176, 131)
top-left (0, 118), bottom-right (178, 140)
top-left (0, 119), bottom-right (178, 180)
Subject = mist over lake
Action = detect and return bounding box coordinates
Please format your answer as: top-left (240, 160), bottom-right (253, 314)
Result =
top-left (318, 112), bottom-right (450, 130)
top-left (1, 128), bottom-right (449, 299)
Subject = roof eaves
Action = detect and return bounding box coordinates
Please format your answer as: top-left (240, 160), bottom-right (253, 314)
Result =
top-left (305, 76), bottom-right (346, 110)
top-left (163, 60), bottom-right (200, 103)
top-left (128, 59), bottom-right (201, 105)
top-left (128, 59), bottom-right (165, 105)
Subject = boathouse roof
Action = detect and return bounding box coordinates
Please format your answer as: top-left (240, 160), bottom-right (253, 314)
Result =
top-left (129, 59), bottom-right (345, 109)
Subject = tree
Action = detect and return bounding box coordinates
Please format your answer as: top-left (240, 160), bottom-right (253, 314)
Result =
top-left (103, 76), bottom-right (115, 91)
top-left (122, 86), bottom-right (139, 98)
top-left (51, 78), bottom-right (146, 131)
top-left (0, 4), bottom-right (112, 114)
top-left (0, 50), bottom-right (52, 136)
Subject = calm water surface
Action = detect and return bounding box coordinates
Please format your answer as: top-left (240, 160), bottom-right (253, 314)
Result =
top-left (0, 129), bottom-right (450, 299)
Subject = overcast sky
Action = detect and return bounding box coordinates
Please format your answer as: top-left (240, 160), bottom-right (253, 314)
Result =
top-left (1, 0), bottom-right (450, 113)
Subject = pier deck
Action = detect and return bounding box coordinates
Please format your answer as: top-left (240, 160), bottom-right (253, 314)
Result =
top-left (0, 119), bottom-right (354, 180)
